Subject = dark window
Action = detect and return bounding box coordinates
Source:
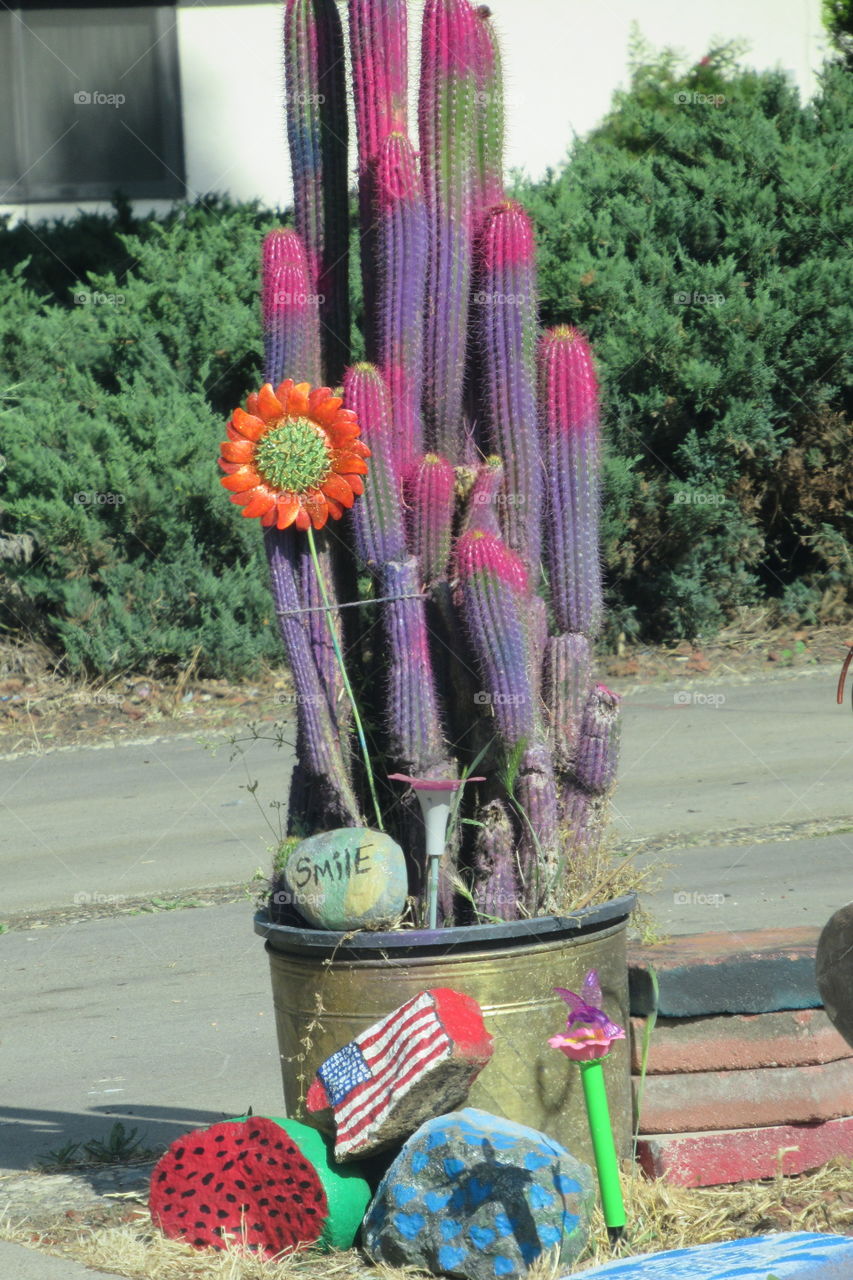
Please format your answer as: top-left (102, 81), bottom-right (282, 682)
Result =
top-left (1, 2), bottom-right (185, 203)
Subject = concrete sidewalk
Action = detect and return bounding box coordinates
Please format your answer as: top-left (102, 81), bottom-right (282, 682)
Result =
top-left (1, 666), bottom-right (850, 1277)
top-left (0, 1240), bottom-right (119, 1279)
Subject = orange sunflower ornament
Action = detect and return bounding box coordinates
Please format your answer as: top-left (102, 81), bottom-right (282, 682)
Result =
top-left (219, 380), bottom-right (370, 530)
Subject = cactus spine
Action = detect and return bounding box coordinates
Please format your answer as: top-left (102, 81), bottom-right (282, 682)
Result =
top-left (255, 0), bottom-right (619, 922)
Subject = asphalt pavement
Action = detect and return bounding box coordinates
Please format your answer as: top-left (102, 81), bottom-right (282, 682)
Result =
top-left (0, 665), bottom-right (851, 1275)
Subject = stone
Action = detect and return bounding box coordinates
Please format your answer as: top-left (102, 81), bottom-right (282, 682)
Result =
top-left (362, 1107), bottom-right (594, 1279)
top-left (280, 827), bottom-right (408, 930)
top-left (629, 929), bottom-right (821, 1018)
top-left (636, 1115), bottom-right (853, 1187)
top-left (629, 1009), bottom-right (853, 1074)
top-left (817, 903), bottom-right (853, 1049)
top-left (228, 1115), bottom-right (372, 1250)
top-left (635, 1058), bottom-right (853, 1134)
top-left (305, 988), bottom-right (493, 1160)
top-left (568, 1231), bottom-right (853, 1278)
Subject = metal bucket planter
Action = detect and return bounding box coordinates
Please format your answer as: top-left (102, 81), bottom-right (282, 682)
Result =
top-left (254, 894), bottom-right (635, 1167)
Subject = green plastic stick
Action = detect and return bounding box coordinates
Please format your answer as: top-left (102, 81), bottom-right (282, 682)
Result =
top-left (579, 1058), bottom-right (626, 1233)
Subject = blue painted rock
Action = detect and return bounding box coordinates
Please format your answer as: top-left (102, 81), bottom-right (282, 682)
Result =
top-left (306, 989), bottom-right (494, 1160)
top-left (362, 1108), bottom-right (594, 1278)
top-left (281, 828), bottom-right (407, 930)
top-left (568, 1231), bottom-right (853, 1279)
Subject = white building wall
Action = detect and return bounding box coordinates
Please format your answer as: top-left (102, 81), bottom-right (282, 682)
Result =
top-left (1, 0), bottom-right (829, 224)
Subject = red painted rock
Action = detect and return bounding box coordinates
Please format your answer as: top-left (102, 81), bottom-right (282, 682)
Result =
top-left (630, 1009), bottom-right (853, 1074)
top-left (629, 929), bottom-right (821, 1017)
top-left (635, 1058), bottom-right (853, 1134)
top-left (637, 1115), bottom-right (853, 1187)
top-left (149, 1116), bottom-right (328, 1256)
top-left (306, 988), bottom-right (494, 1160)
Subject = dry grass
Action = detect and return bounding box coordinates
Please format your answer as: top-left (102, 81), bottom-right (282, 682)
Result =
top-left (3, 1160), bottom-right (852, 1279)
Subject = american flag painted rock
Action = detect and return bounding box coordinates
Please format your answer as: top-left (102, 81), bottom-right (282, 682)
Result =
top-left (306, 988), bottom-right (494, 1159)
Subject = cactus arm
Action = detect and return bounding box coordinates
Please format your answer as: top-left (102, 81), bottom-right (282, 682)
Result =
top-left (473, 200), bottom-right (542, 571)
top-left (408, 452), bottom-right (456, 584)
top-left (539, 326), bottom-right (604, 636)
top-left (375, 133), bottom-right (428, 473)
top-left (419, 0), bottom-right (479, 461)
top-left (283, 0), bottom-right (350, 383)
top-left (349, 0), bottom-right (408, 357)
top-left (473, 3), bottom-right (505, 213)
top-left (262, 229), bottom-right (322, 388)
top-left (344, 363), bottom-right (407, 569)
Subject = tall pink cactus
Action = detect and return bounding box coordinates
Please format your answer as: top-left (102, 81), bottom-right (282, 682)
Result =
top-left (241, 0), bottom-right (622, 924)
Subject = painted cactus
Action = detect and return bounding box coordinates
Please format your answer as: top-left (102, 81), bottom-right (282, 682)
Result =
top-left (240, 0), bottom-right (619, 921)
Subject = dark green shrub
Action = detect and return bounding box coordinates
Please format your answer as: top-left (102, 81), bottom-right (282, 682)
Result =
top-left (0, 200), bottom-right (288, 676)
top-left (517, 51), bottom-right (852, 637)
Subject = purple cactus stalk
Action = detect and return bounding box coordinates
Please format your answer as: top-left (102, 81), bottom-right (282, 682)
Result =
top-left (456, 529), bottom-right (535, 749)
top-left (261, 229), bottom-right (322, 390)
top-left (539, 326), bottom-right (603, 636)
top-left (461, 455), bottom-right (503, 539)
top-left (574, 683), bottom-right (620, 795)
top-left (419, 0), bottom-right (479, 461)
top-left (409, 452), bottom-right (456, 584)
top-left (470, 796), bottom-right (520, 920)
top-left (515, 742), bottom-right (560, 912)
top-left (472, 4), bottom-right (504, 215)
top-left (375, 132), bottom-right (428, 473)
top-left (349, 0), bottom-right (408, 356)
top-left (266, 529), bottom-right (361, 827)
top-left (381, 556), bottom-right (449, 777)
top-left (283, 0), bottom-right (350, 383)
top-left (474, 200), bottom-right (542, 570)
top-left (544, 633), bottom-right (592, 770)
top-left (343, 364), bottom-right (407, 569)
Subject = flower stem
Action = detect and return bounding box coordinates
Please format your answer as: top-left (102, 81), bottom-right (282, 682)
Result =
top-left (306, 525), bottom-right (384, 831)
top-left (579, 1058), bottom-right (625, 1234)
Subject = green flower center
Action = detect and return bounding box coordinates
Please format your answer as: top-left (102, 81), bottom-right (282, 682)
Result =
top-left (254, 416), bottom-right (331, 493)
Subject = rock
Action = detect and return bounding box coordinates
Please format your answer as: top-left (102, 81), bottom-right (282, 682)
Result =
top-left (569, 1231), bottom-right (853, 1278)
top-left (628, 1009), bottom-right (853, 1074)
top-left (280, 827), bottom-right (408, 930)
top-left (305, 989), bottom-right (494, 1160)
top-left (816, 903), bottom-right (853, 1049)
top-left (150, 1115), bottom-right (372, 1257)
top-left (361, 1107), bottom-right (594, 1278)
top-left (230, 1115), bottom-right (372, 1249)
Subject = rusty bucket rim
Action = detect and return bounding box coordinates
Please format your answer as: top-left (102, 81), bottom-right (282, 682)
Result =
top-left (254, 894), bottom-right (636, 959)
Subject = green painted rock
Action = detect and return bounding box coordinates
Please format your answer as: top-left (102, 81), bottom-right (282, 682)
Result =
top-left (228, 1115), bottom-right (372, 1250)
top-left (281, 828), bottom-right (408, 930)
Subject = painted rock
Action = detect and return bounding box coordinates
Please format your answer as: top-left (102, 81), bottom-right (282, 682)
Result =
top-left (230, 1115), bottom-right (372, 1250)
top-left (569, 1231), bottom-right (853, 1278)
top-left (149, 1116), bottom-right (329, 1257)
top-left (150, 1115), bottom-right (372, 1256)
top-left (306, 988), bottom-right (494, 1159)
top-left (817, 903), bottom-right (853, 1049)
top-left (281, 827), bottom-right (408, 930)
top-left (362, 1107), bottom-right (594, 1279)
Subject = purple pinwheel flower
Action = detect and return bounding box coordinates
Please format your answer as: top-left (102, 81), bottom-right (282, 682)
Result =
top-left (548, 969), bottom-right (625, 1061)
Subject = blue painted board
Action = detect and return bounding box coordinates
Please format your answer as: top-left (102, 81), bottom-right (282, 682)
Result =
top-left (567, 1232), bottom-right (853, 1279)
